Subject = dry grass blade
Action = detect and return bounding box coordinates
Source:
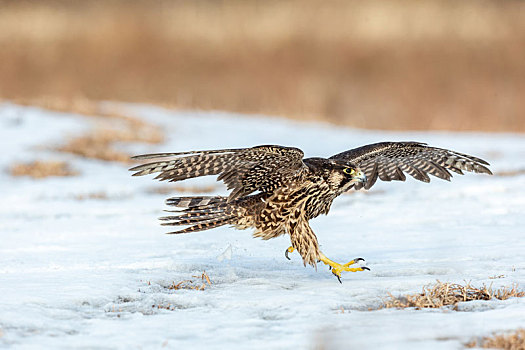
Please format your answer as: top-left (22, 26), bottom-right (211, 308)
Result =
top-left (200, 271), bottom-right (212, 286)
top-left (9, 160), bottom-right (78, 178)
top-left (167, 271), bottom-right (212, 291)
top-left (73, 192), bottom-right (111, 201)
top-left (383, 281), bottom-right (525, 310)
top-left (489, 274), bottom-right (506, 279)
top-left (466, 329), bottom-right (525, 349)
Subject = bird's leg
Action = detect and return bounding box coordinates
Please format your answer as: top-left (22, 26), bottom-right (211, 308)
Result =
top-left (318, 252), bottom-right (369, 283)
top-left (285, 246), bottom-right (295, 260)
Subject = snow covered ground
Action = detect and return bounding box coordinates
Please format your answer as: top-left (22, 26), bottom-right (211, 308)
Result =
top-left (1, 102), bottom-right (524, 349)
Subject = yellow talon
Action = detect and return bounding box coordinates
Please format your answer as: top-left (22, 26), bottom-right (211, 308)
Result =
top-left (285, 246), bottom-right (295, 260)
top-left (318, 253), bottom-right (369, 283)
top-left (343, 260), bottom-right (360, 268)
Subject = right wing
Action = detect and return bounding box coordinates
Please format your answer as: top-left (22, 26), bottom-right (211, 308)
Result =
top-left (329, 141), bottom-right (492, 190)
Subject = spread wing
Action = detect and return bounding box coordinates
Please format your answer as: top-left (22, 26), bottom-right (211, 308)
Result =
top-left (130, 145), bottom-right (306, 200)
top-left (329, 142), bottom-right (492, 190)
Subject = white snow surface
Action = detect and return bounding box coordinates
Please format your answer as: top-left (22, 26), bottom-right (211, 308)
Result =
top-left (1, 102), bottom-right (524, 349)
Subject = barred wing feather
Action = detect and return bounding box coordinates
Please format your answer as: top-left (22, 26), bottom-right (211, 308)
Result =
top-left (130, 145), bottom-right (306, 200)
top-left (329, 142), bottom-right (492, 190)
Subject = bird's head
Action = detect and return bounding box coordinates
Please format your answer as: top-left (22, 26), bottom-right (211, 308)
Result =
top-left (342, 165), bottom-right (367, 183)
top-left (329, 162), bottom-right (367, 192)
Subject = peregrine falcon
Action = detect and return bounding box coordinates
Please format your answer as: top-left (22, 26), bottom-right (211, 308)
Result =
top-left (130, 142), bottom-right (492, 282)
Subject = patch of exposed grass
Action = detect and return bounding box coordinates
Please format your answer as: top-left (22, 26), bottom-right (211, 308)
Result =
top-left (165, 271), bottom-right (212, 292)
top-left (15, 97), bottom-right (164, 164)
top-left (495, 169), bottom-right (525, 178)
top-left (9, 160), bottom-right (78, 178)
top-left (57, 130), bottom-right (138, 163)
top-left (145, 272), bottom-right (213, 301)
top-left (72, 191), bottom-right (125, 201)
top-left (383, 281), bottom-right (525, 310)
top-left (466, 329), bottom-right (525, 349)
top-left (13, 96), bottom-right (161, 141)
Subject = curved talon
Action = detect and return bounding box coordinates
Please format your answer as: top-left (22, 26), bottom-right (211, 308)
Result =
top-left (318, 253), bottom-right (369, 283)
top-left (342, 258), bottom-right (365, 268)
top-left (285, 246), bottom-right (295, 260)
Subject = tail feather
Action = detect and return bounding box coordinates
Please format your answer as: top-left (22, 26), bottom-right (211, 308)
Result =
top-left (160, 210), bottom-right (230, 223)
top-left (165, 196), bottom-right (227, 208)
top-left (160, 215), bottom-right (234, 227)
top-left (162, 209), bottom-right (227, 221)
top-left (159, 195), bottom-right (243, 234)
top-left (166, 217), bottom-right (237, 234)
top-left (163, 207), bottom-right (226, 215)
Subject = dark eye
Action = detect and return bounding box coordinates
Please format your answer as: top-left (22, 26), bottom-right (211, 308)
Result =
top-left (343, 167), bottom-right (356, 175)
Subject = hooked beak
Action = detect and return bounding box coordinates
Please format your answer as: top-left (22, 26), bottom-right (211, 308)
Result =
top-left (354, 170), bottom-right (367, 184)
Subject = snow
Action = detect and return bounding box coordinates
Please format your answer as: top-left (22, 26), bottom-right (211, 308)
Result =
top-left (1, 102), bottom-right (524, 349)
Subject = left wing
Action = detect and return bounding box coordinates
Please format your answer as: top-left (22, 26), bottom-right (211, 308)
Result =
top-left (329, 142), bottom-right (492, 190)
top-left (130, 145), bottom-right (306, 200)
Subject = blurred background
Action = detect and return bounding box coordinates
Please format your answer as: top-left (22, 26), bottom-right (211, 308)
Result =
top-left (1, 0), bottom-right (524, 132)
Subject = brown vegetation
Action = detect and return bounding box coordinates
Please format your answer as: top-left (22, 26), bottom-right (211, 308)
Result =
top-left (147, 272), bottom-right (212, 311)
top-left (26, 97), bottom-right (164, 163)
top-left (383, 281), bottom-right (525, 310)
top-left (7, 98), bottom-right (164, 178)
top-left (166, 271), bottom-right (212, 292)
top-left (17, 96), bottom-right (164, 145)
top-left (1, 0), bottom-right (525, 132)
top-left (466, 329), bottom-right (525, 350)
top-left (73, 192), bottom-right (116, 201)
top-left (12, 97), bottom-right (164, 165)
top-left (9, 160), bottom-right (78, 178)
top-left (495, 169), bottom-right (525, 178)
top-left (57, 133), bottom-right (132, 164)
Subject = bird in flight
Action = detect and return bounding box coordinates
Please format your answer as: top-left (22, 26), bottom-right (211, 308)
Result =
top-left (130, 142), bottom-right (492, 282)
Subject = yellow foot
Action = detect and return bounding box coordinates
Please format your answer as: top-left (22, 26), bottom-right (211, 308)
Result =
top-left (285, 246), bottom-right (295, 260)
top-left (318, 253), bottom-right (369, 283)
